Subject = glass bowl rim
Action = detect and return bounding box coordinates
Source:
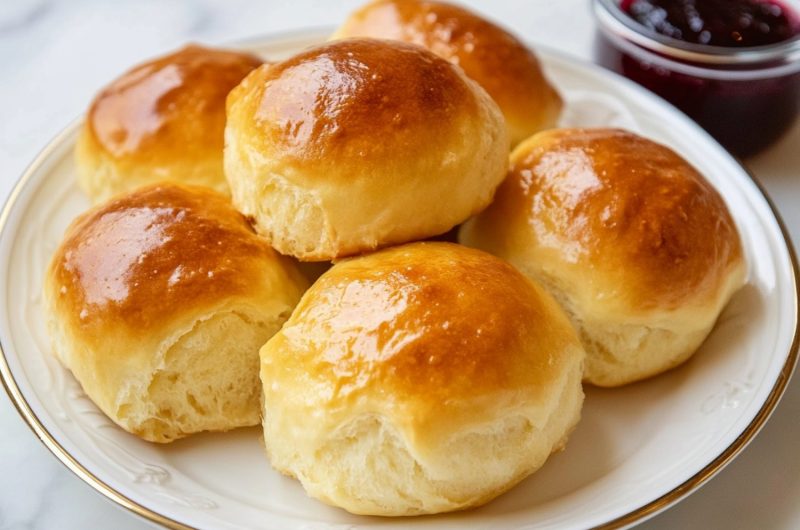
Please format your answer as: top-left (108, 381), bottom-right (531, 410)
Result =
top-left (593, 0), bottom-right (800, 66)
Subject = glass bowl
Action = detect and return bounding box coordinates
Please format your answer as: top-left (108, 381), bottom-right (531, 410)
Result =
top-left (592, 0), bottom-right (800, 157)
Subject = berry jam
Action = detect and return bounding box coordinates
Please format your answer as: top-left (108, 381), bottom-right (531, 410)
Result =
top-left (595, 0), bottom-right (800, 157)
top-left (623, 0), bottom-right (800, 47)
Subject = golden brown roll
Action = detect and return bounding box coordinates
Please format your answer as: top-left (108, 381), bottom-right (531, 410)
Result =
top-left (333, 0), bottom-right (563, 145)
top-left (43, 183), bottom-right (307, 442)
top-left (76, 45), bottom-right (263, 203)
top-left (260, 242), bottom-right (584, 515)
top-left (460, 128), bottom-right (747, 387)
top-left (224, 38), bottom-right (509, 261)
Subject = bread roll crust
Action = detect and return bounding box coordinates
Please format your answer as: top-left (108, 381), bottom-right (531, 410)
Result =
top-left (282, 243), bottom-right (575, 409)
top-left (225, 38), bottom-right (509, 261)
top-left (464, 128), bottom-right (743, 318)
top-left (77, 45), bottom-right (262, 202)
top-left (45, 183), bottom-right (307, 442)
top-left (333, 0), bottom-right (563, 144)
top-left (260, 242), bottom-right (584, 514)
top-left (233, 38), bottom-right (476, 169)
top-left (460, 128), bottom-right (746, 386)
top-left (51, 184), bottom-right (288, 331)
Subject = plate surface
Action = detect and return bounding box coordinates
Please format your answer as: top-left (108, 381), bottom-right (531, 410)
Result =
top-left (1, 29), bottom-right (798, 530)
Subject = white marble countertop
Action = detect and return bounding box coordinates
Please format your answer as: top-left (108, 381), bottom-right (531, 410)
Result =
top-left (1, 1), bottom-right (798, 528)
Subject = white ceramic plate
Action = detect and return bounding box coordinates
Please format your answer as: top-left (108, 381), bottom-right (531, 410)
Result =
top-left (1, 29), bottom-right (798, 530)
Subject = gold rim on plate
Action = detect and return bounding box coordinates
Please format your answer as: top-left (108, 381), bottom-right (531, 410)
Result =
top-left (1, 31), bottom-right (798, 530)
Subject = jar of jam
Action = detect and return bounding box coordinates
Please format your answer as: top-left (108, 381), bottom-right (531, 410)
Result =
top-left (593, 0), bottom-right (800, 157)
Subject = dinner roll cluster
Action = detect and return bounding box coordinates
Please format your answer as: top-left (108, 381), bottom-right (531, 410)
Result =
top-left (43, 0), bottom-right (747, 518)
top-left (460, 129), bottom-right (747, 386)
top-left (260, 243), bottom-right (584, 515)
top-left (224, 37), bottom-right (508, 261)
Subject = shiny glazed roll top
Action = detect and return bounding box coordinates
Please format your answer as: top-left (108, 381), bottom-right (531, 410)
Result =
top-left (224, 38), bottom-right (509, 261)
top-left (333, 0), bottom-right (564, 145)
top-left (259, 242), bottom-right (585, 515)
top-left (44, 183), bottom-right (307, 442)
top-left (76, 45), bottom-right (263, 203)
top-left (460, 128), bottom-right (747, 386)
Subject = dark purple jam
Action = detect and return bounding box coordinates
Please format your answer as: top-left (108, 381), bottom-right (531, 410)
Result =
top-left (596, 0), bottom-right (800, 157)
top-left (623, 0), bottom-right (800, 47)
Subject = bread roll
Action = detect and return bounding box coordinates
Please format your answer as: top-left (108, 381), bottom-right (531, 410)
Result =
top-left (333, 0), bottom-right (563, 145)
top-left (76, 45), bottom-right (262, 203)
top-left (224, 38), bottom-right (509, 261)
top-left (44, 183), bottom-right (307, 442)
top-left (460, 128), bottom-right (747, 387)
top-left (260, 242), bottom-right (584, 515)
